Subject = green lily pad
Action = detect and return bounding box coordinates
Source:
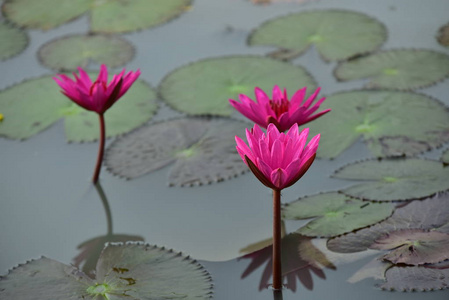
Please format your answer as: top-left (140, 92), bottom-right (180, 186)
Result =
top-left (371, 229), bottom-right (449, 265)
top-left (437, 23), bottom-right (449, 48)
top-left (327, 192), bottom-right (449, 254)
top-left (38, 34), bottom-right (135, 71)
top-left (334, 49), bottom-right (449, 90)
top-left (0, 243), bottom-right (213, 299)
top-left (2, 0), bottom-right (91, 30)
top-left (0, 21), bottom-right (28, 60)
top-left (282, 192), bottom-right (394, 237)
top-left (333, 158), bottom-right (449, 202)
top-left (159, 55), bottom-right (316, 116)
top-left (0, 76), bottom-right (158, 142)
top-left (307, 90), bottom-right (449, 159)
top-left (90, 0), bottom-right (192, 33)
top-left (2, 0), bottom-right (192, 32)
top-left (105, 117), bottom-right (250, 186)
top-left (248, 10), bottom-right (386, 62)
top-left (442, 148), bottom-right (449, 164)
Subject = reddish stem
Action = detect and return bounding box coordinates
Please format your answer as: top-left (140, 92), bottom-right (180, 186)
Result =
top-left (92, 113), bottom-right (105, 184)
top-left (272, 188), bottom-right (282, 290)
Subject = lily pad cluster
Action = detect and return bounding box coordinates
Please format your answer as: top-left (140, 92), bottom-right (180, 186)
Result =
top-left (2, 0), bottom-right (192, 33)
top-left (0, 243), bottom-right (213, 299)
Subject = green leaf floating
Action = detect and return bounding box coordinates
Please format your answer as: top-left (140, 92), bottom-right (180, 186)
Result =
top-left (2, 0), bottom-right (192, 32)
top-left (334, 49), bottom-right (449, 90)
top-left (333, 158), bottom-right (449, 202)
top-left (0, 75), bottom-right (158, 142)
top-left (248, 10), bottom-right (386, 62)
top-left (0, 243), bottom-right (213, 299)
top-left (327, 192), bottom-right (449, 254)
top-left (105, 117), bottom-right (250, 186)
top-left (307, 90), bottom-right (449, 159)
top-left (159, 56), bottom-right (316, 116)
top-left (38, 34), bottom-right (135, 71)
top-left (282, 192), bottom-right (394, 237)
top-left (0, 21), bottom-right (28, 61)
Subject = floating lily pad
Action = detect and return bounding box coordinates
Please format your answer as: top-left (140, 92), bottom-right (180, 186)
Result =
top-left (105, 117), bottom-right (250, 186)
top-left (307, 90), bottom-right (449, 158)
top-left (381, 262), bottom-right (449, 291)
top-left (327, 192), bottom-right (449, 253)
top-left (333, 159), bottom-right (449, 202)
top-left (38, 34), bottom-right (135, 71)
top-left (2, 0), bottom-right (91, 30)
top-left (334, 49), bottom-right (449, 90)
top-left (248, 10), bottom-right (386, 62)
top-left (0, 21), bottom-right (28, 60)
top-left (442, 148), bottom-right (449, 164)
top-left (437, 23), bottom-right (449, 47)
top-left (282, 192), bottom-right (394, 237)
top-left (0, 76), bottom-right (158, 141)
top-left (0, 243), bottom-right (213, 299)
top-left (2, 0), bottom-right (192, 32)
top-left (371, 229), bottom-right (449, 265)
top-left (159, 56), bottom-right (316, 116)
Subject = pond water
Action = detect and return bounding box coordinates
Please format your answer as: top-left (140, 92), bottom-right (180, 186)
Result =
top-left (1, 0), bottom-right (449, 299)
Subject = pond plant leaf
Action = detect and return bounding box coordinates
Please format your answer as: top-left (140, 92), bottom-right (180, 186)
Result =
top-left (282, 192), bottom-right (394, 237)
top-left (0, 76), bottom-right (158, 141)
top-left (333, 159), bottom-right (449, 202)
top-left (105, 117), bottom-right (250, 186)
top-left (0, 243), bottom-right (213, 299)
top-left (381, 262), bottom-right (449, 291)
top-left (248, 10), bottom-right (386, 62)
top-left (347, 257), bottom-right (392, 284)
top-left (370, 229), bottom-right (449, 265)
top-left (327, 192), bottom-right (449, 254)
top-left (437, 23), bottom-right (449, 48)
top-left (158, 56), bottom-right (316, 116)
top-left (0, 21), bottom-right (28, 60)
top-left (307, 90), bottom-right (449, 159)
top-left (334, 49), bottom-right (449, 90)
top-left (442, 148), bottom-right (449, 165)
top-left (38, 34), bottom-right (135, 71)
top-left (2, 0), bottom-right (191, 32)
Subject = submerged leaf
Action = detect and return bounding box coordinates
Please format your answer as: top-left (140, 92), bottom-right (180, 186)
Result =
top-left (105, 117), bottom-right (250, 186)
top-left (307, 90), bottom-right (449, 158)
top-left (282, 192), bottom-right (394, 237)
top-left (347, 257), bottom-right (392, 284)
top-left (0, 21), bottom-right (28, 60)
top-left (38, 34), bottom-right (135, 71)
top-left (334, 49), bottom-right (449, 90)
top-left (159, 55), bottom-right (316, 116)
top-left (249, 10), bottom-right (386, 62)
top-left (0, 243), bottom-right (213, 299)
top-left (333, 159), bottom-right (449, 202)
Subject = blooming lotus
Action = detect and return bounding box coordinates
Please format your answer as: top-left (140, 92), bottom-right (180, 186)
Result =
top-left (236, 123), bottom-right (319, 191)
top-left (53, 64), bottom-right (140, 114)
top-left (229, 85), bottom-right (330, 132)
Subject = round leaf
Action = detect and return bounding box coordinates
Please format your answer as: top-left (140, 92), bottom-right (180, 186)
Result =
top-left (159, 55), bottom-right (317, 116)
top-left (334, 158), bottom-right (449, 202)
top-left (334, 49), bottom-right (449, 90)
top-left (38, 34), bottom-right (135, 71)
top-left (105, 117), bottom-right (250, 186)
top-left (0, 21), bottom-right (28, 60)
top-left (2, 0), bottom-right (90, 30)
top-left (307, 90), bottom-right (449, 158)
top-left (90, 0), bottom-right (192, 33)
top-left (249, 10), bottom-right (386, 62)
top-left (282, 192), bottom-right (394, 237)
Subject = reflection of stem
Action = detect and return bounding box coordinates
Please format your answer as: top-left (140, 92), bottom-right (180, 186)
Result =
top-left (273, 290), bottom-right (283, 300)
top-left (92, 113), bottom-right (105, 183)
top-left (272, 189), bottom-right (282, 290)
top-left (95, 182), bottom-right (113, 235)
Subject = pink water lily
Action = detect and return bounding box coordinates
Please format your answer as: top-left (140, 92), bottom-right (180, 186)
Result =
top-left (236, 123), bottom-right (320, 191)
top-left (53, 64), bottom-right (140, 114)
top-left (229, 86), bottom-right (330, 132)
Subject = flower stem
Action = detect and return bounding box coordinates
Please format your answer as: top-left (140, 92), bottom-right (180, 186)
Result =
top-left (92, 113), bottom-right (105, 184)
top-left (272, 188), bottom-right (282, 290)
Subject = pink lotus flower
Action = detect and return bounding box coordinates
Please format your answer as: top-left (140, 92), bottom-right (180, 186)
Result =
top-left (229, 86), bottom-right (330, 132)
top-left (53, 64), bottom-right (140, 114)
top-left (235, 123), bottom-right (319, 190)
